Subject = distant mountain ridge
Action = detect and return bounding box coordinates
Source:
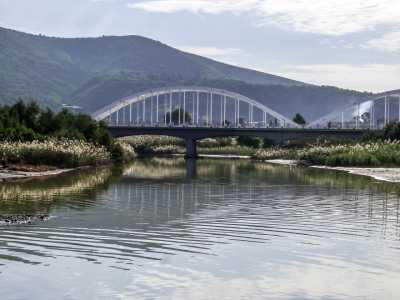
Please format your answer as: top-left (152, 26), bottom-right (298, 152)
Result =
top-left (71, 72), bottom-right (372, 122)
top-left (0, 27), bottom-right (375, 121)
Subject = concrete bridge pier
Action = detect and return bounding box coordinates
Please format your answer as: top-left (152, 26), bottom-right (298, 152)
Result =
top-left (185, 159), bottom-right (197, 178)
top-left (185, 138), bottom-right (197, 159)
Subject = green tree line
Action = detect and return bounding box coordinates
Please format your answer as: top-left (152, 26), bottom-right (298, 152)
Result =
top-left (0, 101), bottom-right (112, 148)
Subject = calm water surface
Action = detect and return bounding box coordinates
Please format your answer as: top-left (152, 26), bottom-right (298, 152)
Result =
top-left (1, 158), bottom-right (400, 300)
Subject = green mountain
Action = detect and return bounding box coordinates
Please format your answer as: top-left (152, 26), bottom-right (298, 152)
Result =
top-left (0, 26), bottom-right (371, 121)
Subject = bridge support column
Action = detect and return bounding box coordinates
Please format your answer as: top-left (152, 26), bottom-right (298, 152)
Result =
top-left (185, 159), bottom-right (197, 179)
top-left (185, 138), bottom-right (197, 159)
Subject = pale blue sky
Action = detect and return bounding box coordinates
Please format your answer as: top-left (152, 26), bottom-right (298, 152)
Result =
top-left (1, 0), bottom-right (400, 92)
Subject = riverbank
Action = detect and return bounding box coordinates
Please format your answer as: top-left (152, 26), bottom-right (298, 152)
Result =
top-left (0, 165), bottom-right (76, 182)
top-left (265, 159), bottom-right (400, 183)
top-left (312, 166), bottom-right (400, 183)
top-left (264, 159), bottom-right (298, 166)
top-left (3, 149), bottom-right (400, 184)
top-left (0, 139), bottom-right (136, 181)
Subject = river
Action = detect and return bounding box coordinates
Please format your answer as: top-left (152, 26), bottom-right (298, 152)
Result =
top-left (1, 158), bottom-right (400, 300)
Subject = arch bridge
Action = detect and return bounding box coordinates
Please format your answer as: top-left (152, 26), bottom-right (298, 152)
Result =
top-left (92, 86), bottom-right (370, 158)
top-left (92, 86), bottom-right (298, 128)
top-left (308, 93), bottom-right (400, 129)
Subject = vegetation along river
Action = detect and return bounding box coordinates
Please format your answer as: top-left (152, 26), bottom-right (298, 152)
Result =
top-left (1, 158), bottom-right (400, 299)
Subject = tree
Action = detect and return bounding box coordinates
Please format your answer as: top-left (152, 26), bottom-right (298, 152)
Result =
top-left (262, 137), bottom-right (275, 148)
top-left (165, 108), bottom-right (192, 125)
top-left (293, 113), bottom-right (306, 126)
top-left (38, 108), bottom-right (55, 134)
top-left (0, 101), bottom-right (113, 148)
top-left (25, 102), bottom-right (40, 130)
top-left (384, 122), bottom-right (400, 140)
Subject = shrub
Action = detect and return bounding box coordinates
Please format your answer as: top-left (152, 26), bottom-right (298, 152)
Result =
top-left (384, 122), bottom-right (400, 141)
top-left (262, 137), bottom-right (275, 148)
top-left (361, 131), bottom-right (382, 142)
top-left (293, 113), bottom-right (306, 126)
top-left (254, 148), bottom-right (293, 160)
top-left (110, 141), bottom-right (136, 163)
top-left (237, 136), bottom-right (262, 148)
top-left (123, 135), bottom-right (185, 156)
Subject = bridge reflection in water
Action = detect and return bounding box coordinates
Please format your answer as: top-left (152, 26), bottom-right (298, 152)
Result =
top-left (0, 159), bottom-right (400, 267)
top-left (100, 159), bottom-right (400, 239)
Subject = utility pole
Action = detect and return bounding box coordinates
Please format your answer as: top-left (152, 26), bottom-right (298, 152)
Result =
top-left (183, 91), bottom-right (186, 124)
top-left (156, 94), bottom-right (159, 124)
top-left (196, 92), bottom-right (199, 125)
top-left (169, 93), bottom-right (172, 125)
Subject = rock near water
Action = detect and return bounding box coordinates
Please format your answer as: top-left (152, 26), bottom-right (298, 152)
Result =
top-left (0, 215), bottom-right (49, 226)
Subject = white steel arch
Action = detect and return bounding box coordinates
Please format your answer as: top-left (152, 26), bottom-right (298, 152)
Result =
top-left (91, 86), bottom-right (299, 128)
top-left (307, 93), bottom-right (400, 129)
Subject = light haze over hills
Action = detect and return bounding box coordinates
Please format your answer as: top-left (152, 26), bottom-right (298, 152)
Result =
top-left (0, 27), bottom-right (374, 121)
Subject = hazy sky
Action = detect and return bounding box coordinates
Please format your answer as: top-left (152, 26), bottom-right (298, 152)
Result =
top-left (1, 0), bottom-right (400, 92)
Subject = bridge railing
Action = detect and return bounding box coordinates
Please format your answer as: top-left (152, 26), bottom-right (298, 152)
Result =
top-left (105, 120), bottom-right (296, 129)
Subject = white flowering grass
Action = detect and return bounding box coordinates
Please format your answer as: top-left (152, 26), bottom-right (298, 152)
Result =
top-left (124, 136), bottom-right (235, 155)
top-left (199, 146), bottom-right (255, 156)
top-left (254, 141), bottom-right (400, 167)
top-left (254, 148), bottom-right (294, 160)
top-left (113, 141), bottom-right (137, 161)
top-left (298, 141), bottom-right (400, 166)
top-left (0, 139), bottom-right (111, 167)
top-left (124, 136), bottom-right (183, 149)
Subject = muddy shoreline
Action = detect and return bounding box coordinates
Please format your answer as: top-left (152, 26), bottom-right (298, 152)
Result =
top-left (0, 165), bottom-right (77, 182)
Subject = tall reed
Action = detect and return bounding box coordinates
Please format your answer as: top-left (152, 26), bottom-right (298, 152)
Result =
top-left (0, 139), bottom-right (111, 167)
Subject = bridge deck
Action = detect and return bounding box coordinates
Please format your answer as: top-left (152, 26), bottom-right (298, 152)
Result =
top-left (109, 125), bottom-right (376, 140)
top-left (109, 126), bottom-right (379, 158)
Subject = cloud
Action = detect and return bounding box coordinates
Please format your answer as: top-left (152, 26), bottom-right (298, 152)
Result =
top-left (279, 64), bottom-right (400, 92)
top-left (362, 31), bottom-right (400, 52)
top-left (129, 0), bottom-right (400, 36)
top-left (89, 0), bottom-right (120, 2)
top-left (128, 0), bottom-right (257, 14)
top-left (177, 46), bottom-right (243, 57)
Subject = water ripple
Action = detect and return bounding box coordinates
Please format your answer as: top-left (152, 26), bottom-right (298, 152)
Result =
top-left (1, 160), bottom-right (400, 299)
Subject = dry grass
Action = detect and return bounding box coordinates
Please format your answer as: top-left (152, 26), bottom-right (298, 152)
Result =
top-left (0, 139), bottom-right (111, 168)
